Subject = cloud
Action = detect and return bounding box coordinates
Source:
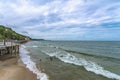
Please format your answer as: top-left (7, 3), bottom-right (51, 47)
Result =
top-left (0, 0), bottom-right (120, 40)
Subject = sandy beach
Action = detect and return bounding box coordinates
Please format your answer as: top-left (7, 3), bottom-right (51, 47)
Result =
top-left (0, 54), bottom-right (37, 80)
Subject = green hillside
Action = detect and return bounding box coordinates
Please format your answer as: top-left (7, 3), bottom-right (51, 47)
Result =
top-left (0, 25), bottom-right (29, 40)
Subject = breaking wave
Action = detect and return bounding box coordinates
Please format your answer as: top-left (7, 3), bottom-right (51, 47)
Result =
top-left (42, 50), bottom-right (120, 80)
top-left (19, 45), bottom-right (49, 80)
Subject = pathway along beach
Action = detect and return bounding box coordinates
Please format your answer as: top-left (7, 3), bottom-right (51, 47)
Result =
top-left (0, 42), bottom-right (38, 80)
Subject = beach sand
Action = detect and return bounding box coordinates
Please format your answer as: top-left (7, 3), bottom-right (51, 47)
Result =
top-left (0, 55), bottom-right (37, 80)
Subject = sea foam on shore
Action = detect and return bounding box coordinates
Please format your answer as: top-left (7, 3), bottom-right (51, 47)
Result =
top-left (19, 45), bottom-right (49, 80)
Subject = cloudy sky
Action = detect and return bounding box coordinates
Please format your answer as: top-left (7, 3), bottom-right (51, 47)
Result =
top-left (0, 0), bottom-right (120, 40)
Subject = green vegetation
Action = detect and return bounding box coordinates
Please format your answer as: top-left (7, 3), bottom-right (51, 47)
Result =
top-left (0, 25), bottom-right (29, 40)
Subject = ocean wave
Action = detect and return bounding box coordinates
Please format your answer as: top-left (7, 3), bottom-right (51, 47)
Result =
top-left (19, 45), bottom-right (49, 80)
top-left (25, 45), bottom-right (38, 48)
top-left (32, 45), bottom-right (38, 48)
top-left (42, 50), bottom-right (120, 80)
top-left (61, 48), bottom-right (120, 61)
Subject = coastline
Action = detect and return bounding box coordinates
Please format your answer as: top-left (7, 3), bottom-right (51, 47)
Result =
top-left (0, 54), bottom-right (38, 80)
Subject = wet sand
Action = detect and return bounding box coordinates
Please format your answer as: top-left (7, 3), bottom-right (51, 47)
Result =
top-left (0, 55), bottom-right (37, 80)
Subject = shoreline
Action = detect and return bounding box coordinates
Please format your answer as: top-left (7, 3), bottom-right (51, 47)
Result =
top-left (0, 54), bottom-right (38, 80)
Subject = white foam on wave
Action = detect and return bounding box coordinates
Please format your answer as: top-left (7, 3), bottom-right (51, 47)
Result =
top-left (32, 45), bottom-right (38, 48)
top-left (25, 45), bottom-right (38, 48)
top-left (43, 51), bottom-right (120, 80)
top-left (19, 45), bottom-right (49, 80)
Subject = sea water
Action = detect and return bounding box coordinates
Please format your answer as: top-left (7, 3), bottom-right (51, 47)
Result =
top-left (19, 41), bottom-right (120, 80)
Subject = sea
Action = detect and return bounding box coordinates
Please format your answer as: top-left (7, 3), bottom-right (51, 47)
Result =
top-left (19, 41), bottom-right (120, 80)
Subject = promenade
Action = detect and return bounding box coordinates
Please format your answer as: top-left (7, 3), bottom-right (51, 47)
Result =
top-left (0, 41), bottom-right (19, 56)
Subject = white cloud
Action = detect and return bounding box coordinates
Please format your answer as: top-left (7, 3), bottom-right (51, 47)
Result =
top-left (0, 0), bottom-right (120, 40)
